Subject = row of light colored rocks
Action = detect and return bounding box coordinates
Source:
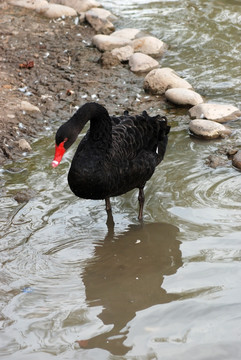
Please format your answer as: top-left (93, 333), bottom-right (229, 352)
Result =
top-left (92, 29), bottom-right (171, 90)
top-left (143, 69), bottom-right (240, 138)
top-left (91, 27), bottom-right (206, 108)
top-left (143, 68), bottom-right (241, 139)
top-left (8, 0), bottom-right (167, 72)
top-left (8, 0), bottom-right (101, 19)
top-left (188, 103), bottom-right (241, 140)
top-left (93, 32), bottom-right (167, 56)
top-left (8, 0), bottom-right (119, 34)
top-left (143, 68), bottom-right (206, 110)
top-left (89, 15), bottom-right (241, 141)
top-left (92, 30), bottom-right (170, 90)
top-left (7, 0), bottom-right (122, 35)
top-left (88, 11), bottom-right (241, 143)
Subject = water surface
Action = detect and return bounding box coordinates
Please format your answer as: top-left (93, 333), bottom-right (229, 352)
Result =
top-left (1, 0), bottom-right (241, 359)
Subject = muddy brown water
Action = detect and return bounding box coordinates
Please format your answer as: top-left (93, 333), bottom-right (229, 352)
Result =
top-left (1, 0), bottom-right (241, 359)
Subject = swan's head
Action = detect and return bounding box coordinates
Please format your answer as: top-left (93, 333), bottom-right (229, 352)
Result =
top-left (52, 123), bottom-right (75, 168)
top-left (51, 137), bottom-right (67, 168)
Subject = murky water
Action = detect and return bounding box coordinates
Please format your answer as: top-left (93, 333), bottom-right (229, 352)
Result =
top-left (1, 0), bottom-right (241, 359)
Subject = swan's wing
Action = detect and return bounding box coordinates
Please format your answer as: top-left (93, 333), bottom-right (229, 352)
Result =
top-left (111, 112), bottom-right (169, 163)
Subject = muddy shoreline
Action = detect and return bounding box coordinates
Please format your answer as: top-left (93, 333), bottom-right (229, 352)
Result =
top-left (0, 3), bottom-right (167, 166)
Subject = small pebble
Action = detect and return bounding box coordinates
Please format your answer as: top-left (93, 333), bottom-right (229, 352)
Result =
top-left (18, 139), bottom-right (32, 151)
top-left (205, 155), bottom-right (228, 169)
top-left (14, 189), bottom-right (35, 203)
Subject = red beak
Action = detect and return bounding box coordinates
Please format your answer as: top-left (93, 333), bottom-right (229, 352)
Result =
top-left (52, 141), bottom-right (66, 167)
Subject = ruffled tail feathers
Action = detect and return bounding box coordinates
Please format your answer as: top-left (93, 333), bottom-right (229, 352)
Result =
top-left (156, 116), bottom-right (170, 161)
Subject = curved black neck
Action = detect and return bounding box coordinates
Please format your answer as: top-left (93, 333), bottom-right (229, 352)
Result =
top-left (62, 102), bottom-right (112, 150)
top-left (87, 103), bottom-right (112, 144)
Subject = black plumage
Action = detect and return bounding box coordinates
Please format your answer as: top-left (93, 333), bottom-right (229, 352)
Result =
top-left (52, 102), bottom-right (170, 219)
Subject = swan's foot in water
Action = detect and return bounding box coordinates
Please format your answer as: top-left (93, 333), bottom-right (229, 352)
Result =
top-left (138, 187), bottom-right (145, 221)
top-left (105, 197), bottom-right (115, 228)
top-left (106, 208), bottom-right (115, 229)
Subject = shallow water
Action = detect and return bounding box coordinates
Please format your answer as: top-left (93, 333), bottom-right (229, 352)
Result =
top-left (103, 0), bottom-right (241, 108)
top-left (1, 0), bottom-right (241, 359)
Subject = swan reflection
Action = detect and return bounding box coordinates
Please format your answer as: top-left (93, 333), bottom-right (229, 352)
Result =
top-left (81, 222), bottom-right (182, 355)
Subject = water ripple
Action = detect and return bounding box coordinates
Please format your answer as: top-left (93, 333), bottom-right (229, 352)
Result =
top-left (1, 1), bottom-right (241, 358)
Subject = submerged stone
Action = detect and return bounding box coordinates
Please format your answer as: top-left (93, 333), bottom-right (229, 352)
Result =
top-left (14, 188), bottom-right (35, 203)
top-left (205, 154), bottom-right (228, 169)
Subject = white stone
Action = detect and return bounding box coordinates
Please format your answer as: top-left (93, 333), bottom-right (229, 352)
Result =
top-left (189, 119), bottom-right (232, 139)
top-left (87, 7), bottom-right (117, 22)
top-left (129, 53), bottom-right (159, 73)
top-left (92, 34), bottom-right (131, 52)
top-left (86, 8), bottom-right (116, 34)
top-left (110, 28), bottom-right (142, 40)
top-left (165, 88), bottom-right (203, 106)
top-left (49, 0), bottom-right (101, 13)
top-left (21, 101), bottom-right (41, 112)
top-left (8, 0), bottom-right (48, 10)
top-left (111, 45), bottom-right (134, 62)
top-left (18, 139), bottom-right (32, 151)
top-left (131, 36), bottom-right (167, 56)
top-left (189, 103), bottom-right (241, 123)
top-left (144, 68), bottom-right (193, 95)
top-left (36, 3), bottom-right (77, 18)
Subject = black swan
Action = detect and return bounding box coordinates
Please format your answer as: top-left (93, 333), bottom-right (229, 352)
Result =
top-left (52, 102), bottom-right (170, 220)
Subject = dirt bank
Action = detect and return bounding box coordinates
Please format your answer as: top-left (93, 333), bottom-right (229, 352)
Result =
top-left (0, 2), bottom-right (167, 165)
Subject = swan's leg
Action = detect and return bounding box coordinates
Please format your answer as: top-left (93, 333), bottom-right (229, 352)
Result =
top-left (105, 197), bottom-right (115, 227)
top-left (138, 187), bottom-right (145, 221)
top-left (105, 197), bottom-right (111, 211)
top-left (106, 207), bottom-right (115, 228)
